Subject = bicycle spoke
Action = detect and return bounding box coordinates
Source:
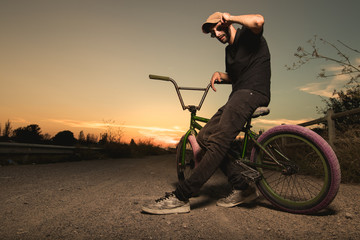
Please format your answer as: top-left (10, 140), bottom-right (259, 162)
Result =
top-left (252, 125), bottom-right (340, 214)
top-left (257, 134), bottom-right (328, 203)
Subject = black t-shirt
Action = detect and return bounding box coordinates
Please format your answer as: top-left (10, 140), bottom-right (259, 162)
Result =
top-left (225, 27), bottom-right (271, 99)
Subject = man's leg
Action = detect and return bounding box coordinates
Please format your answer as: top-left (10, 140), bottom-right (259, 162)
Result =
top-left (196, 107), bottom-right (223, 150)
top-left (142, 90), bottom-right (269, 214)
top-left (216, 91), bottom-right (270, 207)
top-left (220, 158), bottom-right (249, 189)
top-left (198, 109), bottom-right (248, 191)
top-left (216, 157), bottom-right (259, 208)
top-left (175, 90), bottom-right (269, 201)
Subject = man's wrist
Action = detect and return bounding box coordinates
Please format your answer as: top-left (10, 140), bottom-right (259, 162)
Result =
top-left (228, 15), bottom-right (234, 24)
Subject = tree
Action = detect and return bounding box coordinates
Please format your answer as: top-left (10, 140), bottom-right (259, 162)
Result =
top-left (78, 130), bottom-right (86, 144)
top-left (3, 120), bottom-right (12, 139)
top-left (286, 36), bottom-right (360, 129)
top-left (318, 85), bottom-right (360, 130)
top-left (130, 138), bottom-right (137, 146)
top-left (42, 133), bottom-right (52, 144)
top-left (102, 119), bottom-right (123, 143)
top-left (286, 35), bottom-right (360, 86)
top-left (98, 132), bottom-right (108, 145)
top-left (52, 130), bottom-right (76, 146)
top-left (86, 133), bottom-right (98, 145)
top-left (12, 124), bottom-right (43, 143)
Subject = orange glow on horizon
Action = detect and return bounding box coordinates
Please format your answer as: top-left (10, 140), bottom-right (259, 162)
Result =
top-left (1, 116), bottom-right (318, 150)
top-left (46, 119), bottom-right (184, 147)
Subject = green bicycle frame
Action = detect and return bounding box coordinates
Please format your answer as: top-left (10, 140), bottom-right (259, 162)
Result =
top-left (180, 111), bottom-right (209, 165)
top-left (148, 74), bottom-right (279, 171)
top-left (181, 115), bottom-right (283, 172)
top-left (240, 123), bottom-right (285, 171)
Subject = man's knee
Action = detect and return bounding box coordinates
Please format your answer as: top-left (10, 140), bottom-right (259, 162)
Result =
top-left (196, 131), bottom-right (207, 149)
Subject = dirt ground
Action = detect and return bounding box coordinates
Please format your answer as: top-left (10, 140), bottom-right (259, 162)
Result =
top-left (0, 154), bottom-right (359, 240)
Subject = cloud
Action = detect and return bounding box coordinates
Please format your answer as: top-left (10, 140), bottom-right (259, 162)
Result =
top-left (47, 119), bottom-right (107, 129)
top-left (8, 118), bottom-right (29, 124)
top-left (138, 130), bottom-right (181, 146)
top-left (47, 118), bottom-right (321, 146)
top-left (48, 119), bottom-right (183, 132)
top-left (252, 118), bottom-right (313, 127)
top-left (299, 82), bottom-right (335, 98)
top-left (121, 125), bottom-right (184, 133)
top-left (298, 64), bottom-right (351, 97)
top-left (139, 118), bottom-right (317, 145)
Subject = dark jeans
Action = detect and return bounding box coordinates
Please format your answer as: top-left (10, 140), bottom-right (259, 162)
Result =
top-left (174, 89), bottom-right (270, 201)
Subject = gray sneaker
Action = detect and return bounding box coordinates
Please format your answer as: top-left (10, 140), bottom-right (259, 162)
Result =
top-left (217, 186), bottom-right (259, 208)
top-left (142, 192), bottom-right (190, 215)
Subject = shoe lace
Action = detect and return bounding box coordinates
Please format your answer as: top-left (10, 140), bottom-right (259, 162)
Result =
top-left (155, 192), bottom-right (174, 203)
top-left (224, 190), bottom-right (238, 199)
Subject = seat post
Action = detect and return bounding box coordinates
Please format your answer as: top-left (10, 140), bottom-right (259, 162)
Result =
top-left (239, 118), bottom-right (253, 158)
top-left (244, 118), bottom-right (252, 132)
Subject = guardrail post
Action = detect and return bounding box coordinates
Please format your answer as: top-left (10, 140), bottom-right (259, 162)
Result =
top-left (326, 109), bottom-right (336, 149)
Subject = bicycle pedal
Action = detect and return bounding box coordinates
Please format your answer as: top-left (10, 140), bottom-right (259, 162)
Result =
top-left (240, 170), bottom-right (262, 182)
top-left (235, 160), bottom-right (262, 182)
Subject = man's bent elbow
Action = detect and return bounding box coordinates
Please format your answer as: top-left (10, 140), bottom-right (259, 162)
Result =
top-left (254, 14), bottom-right (264, 28)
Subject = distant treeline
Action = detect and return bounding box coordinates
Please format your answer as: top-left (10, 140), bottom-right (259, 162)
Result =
top-left (0, 120), bottom-right (169, 158)
top-left (0, 122), bottom-right (77, 146)
top-left (1, 120), bottom-right (122, 146)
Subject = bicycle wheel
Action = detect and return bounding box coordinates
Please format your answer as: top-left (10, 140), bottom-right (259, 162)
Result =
top-left (250, 125), bottom-right (341, 214)
top-left (176, 136), bottom-right (196, 182)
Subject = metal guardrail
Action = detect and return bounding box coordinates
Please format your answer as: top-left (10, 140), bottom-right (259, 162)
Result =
top-left (0, 142), bottom-right (100, 155)
top-left (298, 107), bottom-right (360, 148)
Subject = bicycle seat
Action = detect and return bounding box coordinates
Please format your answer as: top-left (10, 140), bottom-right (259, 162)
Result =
top-left (252, 107), bottom-right (270, 118)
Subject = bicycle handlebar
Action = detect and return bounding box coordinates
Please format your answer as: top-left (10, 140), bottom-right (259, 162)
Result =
top-left (149, 74), bottom-right (225, 111)
top-left (149, 74), bottom-right (172, 81)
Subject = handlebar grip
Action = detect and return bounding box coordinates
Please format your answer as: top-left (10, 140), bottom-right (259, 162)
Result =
top-left (149, 74), bottom-right (171, 81)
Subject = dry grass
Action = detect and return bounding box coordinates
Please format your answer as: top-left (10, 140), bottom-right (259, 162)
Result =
top-left (333, 125), bottom-right (360, 183)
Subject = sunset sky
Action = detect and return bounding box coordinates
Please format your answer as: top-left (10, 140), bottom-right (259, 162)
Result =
top-left (1, 0), bottom-right (359, 146)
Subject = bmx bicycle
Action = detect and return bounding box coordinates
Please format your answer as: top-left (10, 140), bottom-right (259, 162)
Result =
top-left (149, 74), bottom-right (341, 214)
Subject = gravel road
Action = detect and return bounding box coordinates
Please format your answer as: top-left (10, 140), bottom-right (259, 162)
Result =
top-left (0, 154), bottom-right (359, 239)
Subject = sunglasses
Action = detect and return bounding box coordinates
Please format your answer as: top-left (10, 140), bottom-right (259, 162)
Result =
top-left (210, 24), bottom-right (227, 38)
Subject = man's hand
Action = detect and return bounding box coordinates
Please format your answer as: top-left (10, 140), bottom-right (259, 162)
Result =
top-left (211, 72), bottom-right (230, 91)
top-left (221, 12), bottom-right (232, 27)
top-left (225, 14), bottom-right (264, 34)
top-left (211, 72), bottom-right (222, 92)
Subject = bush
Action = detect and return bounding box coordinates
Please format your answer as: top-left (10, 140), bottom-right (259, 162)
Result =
top-left (102, 142), bottom-right (132, 158)
top-left (318, 85), bottom-right (360, 131)
top-left (100, 139), bottom-right (169, 159)
top-left (333, 125), bottom-right (360, 183)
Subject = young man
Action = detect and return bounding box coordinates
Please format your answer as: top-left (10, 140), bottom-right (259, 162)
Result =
top-left (142, 12), bottom-right (271, 215)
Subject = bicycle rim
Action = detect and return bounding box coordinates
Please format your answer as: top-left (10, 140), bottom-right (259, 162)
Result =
top-left (176, 137), bottom-right (195, 182)
top-left (252, 125), bottom-right (340, 214)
